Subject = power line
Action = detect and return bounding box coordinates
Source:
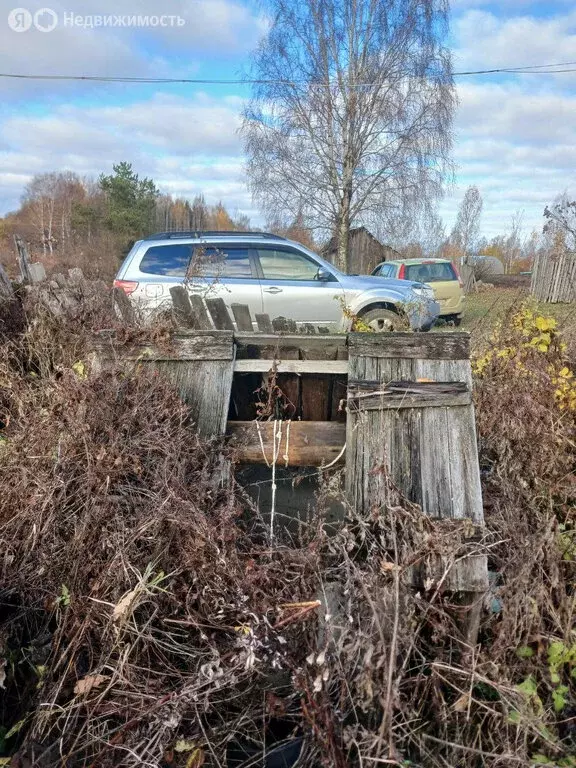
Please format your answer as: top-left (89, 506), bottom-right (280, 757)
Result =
top-left (0, 60), bottom-right (576, 86)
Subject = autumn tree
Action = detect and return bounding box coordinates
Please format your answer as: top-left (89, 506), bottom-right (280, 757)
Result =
top-left (544, 196), bottom-right (576, 251)
top-left (19, 172), bottom-right (87, 257)
top-left (451, 186), bottom-right (483, 262)
top-left (242, 0), bottom-right (455, 272)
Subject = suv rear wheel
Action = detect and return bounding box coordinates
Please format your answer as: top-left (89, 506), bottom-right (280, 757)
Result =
top-left (360, 307), bottom-right (406, 332)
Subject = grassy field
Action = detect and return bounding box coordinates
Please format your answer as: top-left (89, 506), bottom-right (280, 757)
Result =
top-left (439, 287), bottom-right (576, 352)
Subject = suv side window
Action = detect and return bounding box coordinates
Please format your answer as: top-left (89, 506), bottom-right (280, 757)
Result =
top-left (139, 244), bottom-right (192, 276)
top-left (257, 248), bottom-right (322, 281)
top-left (379, 264), bottom-right (394, 278)
top-left (196, 247), bottom-right (253, 278)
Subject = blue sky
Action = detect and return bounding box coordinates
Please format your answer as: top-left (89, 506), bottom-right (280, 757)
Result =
top-left (0, 0), bottom-right (575, 240)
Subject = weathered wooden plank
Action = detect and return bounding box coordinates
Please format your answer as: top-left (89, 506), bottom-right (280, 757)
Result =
top-left (445, 394), bottom-right (484, 525)
top-left (227, 420), bottom-right (346, 466)
top-left (301, 375), bottom-right (333, 419)
top-left (96, 330), bottom-right (235, 361)
top-left (272, 316), bottom-right (298, 333)
top-left (419, 406), bottom-right (453, 518)
top-left (231, 303), bottom-right (254, 331)
top-left (345, 342), bottom-right (487, 591)
top-left (188, 295), bottom-right (212, 330)
top-left (273, 345), bottom-right (300, 418)
top-left (0, 263), bottom-right (14, 298)
top-left (348, 332), bottom-right (470, 360)
top-left (330, 376), bottom-right (347, 422)
top-left (155, 358), bottom-right (235, 437)
top-left (331, 344), bottom-right (349, 422)
top-left (235, 333), bottom-right (347, 355)
top-left (349, 391), bottom-right (471, 410)
top-left (234, 359), bottom-right (348, 374)
top-left (112, 286), bottom-right (136, 324)
top-left (169, 285), bottom-right (196, 328)
top-left (14, 235), bottom-right (32, 283)
top-left (95, 331), bottom-right (235, 438)
top-left (348, 381), bottom-right (471, 410)
top-left (255, 313), bottom-right (273, 333)
top-left (205, 298), bottom-right (235, 331)
top-left (300, 337), bottom-right (338, 420)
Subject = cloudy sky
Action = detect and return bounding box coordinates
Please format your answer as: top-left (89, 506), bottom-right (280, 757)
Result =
top-left (0, 0), bottom-right (575, 239)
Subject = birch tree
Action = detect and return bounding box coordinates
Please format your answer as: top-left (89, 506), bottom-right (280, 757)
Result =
top-left (242, 0), bottom-right (455, 272)
top-left (451, 185), bottom-right (483, 262)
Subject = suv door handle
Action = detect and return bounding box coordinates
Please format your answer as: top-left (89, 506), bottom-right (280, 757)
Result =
top-left (264, 287), bottom-right (283, 294)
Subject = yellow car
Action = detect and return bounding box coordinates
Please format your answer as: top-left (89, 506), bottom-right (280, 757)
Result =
top-left (372, 258), bottom-right (464, 325)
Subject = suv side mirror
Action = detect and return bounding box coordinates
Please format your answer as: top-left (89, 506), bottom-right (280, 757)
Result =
top-left (316, 267), bottom-right (333, 282)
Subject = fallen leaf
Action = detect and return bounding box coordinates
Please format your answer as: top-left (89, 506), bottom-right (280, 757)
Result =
top-left (453, 692), bottom-right (470, 712)
top-left (112, 587), bottom-right (139, 622)
top-left (186, 749), bottom-right (204, 768)
top-left (175, 740), bottom-right (197, 753)
top-left (72, 361), bottom-right (87, 379)
top-left (74, 674), bottom-right (109, 696)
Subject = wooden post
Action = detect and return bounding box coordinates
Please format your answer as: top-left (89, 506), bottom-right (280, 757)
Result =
top-left (189, 295), bottom-right (212, 330)
top-left (255, 314), bottom-right (273, 333)
top-left (14, 235), bottom-right (32, 283)
top-left (346, 332), bottom-right (488, 600)
top-left (272, 316), bottom-right (297, 333)
top-left (169, 286), bottom-right (196, 328)
top-left (231, 303), bottom-right (254, 331)
top-left (112, 287), bottom-right (136, 325)
top-left (0, 263), bottom-right (14, 299)
top-left (205, 298), bottom-right (235, 331)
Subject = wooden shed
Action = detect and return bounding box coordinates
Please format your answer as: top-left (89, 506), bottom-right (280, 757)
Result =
top-left (323, 227), bottom-right (399, 274)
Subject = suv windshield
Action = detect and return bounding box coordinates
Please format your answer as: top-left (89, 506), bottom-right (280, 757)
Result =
top-left (404, 262), bottom-right (456, 283)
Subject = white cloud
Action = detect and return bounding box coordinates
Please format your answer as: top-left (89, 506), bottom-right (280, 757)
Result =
top-left (442, 5), bottom-right (576, 236)
top-left (453, 8), bottom-right (576, 73)
top-left (441, 77), bottom-right (576, 235)
top-left (0, 92), bottom-right (252, 216)
top-left (452, 0), bottom-right (574, 9)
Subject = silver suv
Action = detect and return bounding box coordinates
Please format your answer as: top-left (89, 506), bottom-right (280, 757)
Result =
top-left (114, 231), bottom-right (440, 331)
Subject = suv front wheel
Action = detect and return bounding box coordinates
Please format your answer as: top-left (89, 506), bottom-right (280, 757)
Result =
top-left (359, 307), bottom-right (407, 332)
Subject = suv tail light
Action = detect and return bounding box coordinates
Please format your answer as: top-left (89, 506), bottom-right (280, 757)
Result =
top-left (113, 279), bottom-right (139, 295)
top-left (398, 263), bottom-right (406, 279)
top-left (452, 263), bottom-right (464, 289)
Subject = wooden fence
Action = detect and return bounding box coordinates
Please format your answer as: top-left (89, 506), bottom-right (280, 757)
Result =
top-left (531, 248), bottom-right (576, 303)
top-left (0, 266), bottom-right (488, 600)
top-left (346, 332), bottom-right (486, 592)
top-left (96, 325), bottom-right (488, 598)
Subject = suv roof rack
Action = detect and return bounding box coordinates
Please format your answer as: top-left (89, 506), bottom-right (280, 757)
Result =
top-left (143, 231), bottom-right (287, 241)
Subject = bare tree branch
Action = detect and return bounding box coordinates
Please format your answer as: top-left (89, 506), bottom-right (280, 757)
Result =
top-left (241, 0), bottom-right (455, 271)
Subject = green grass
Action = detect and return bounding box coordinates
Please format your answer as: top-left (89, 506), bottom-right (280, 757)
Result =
top-left (437, 288), bottom-right (576, 351)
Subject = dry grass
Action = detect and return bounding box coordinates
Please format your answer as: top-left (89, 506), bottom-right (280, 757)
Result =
top-left (1, 284), bottom-right (576, 767)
